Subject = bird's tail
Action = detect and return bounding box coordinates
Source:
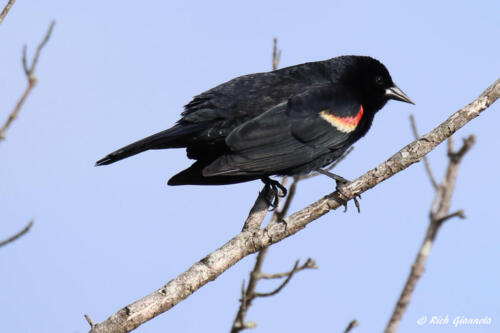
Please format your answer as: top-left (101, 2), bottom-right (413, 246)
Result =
top-left (95, 122), bottom-right (205, 166)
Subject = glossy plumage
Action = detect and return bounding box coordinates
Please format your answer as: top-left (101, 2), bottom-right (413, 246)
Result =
top-left (96, 56), bottom-right (413, 187)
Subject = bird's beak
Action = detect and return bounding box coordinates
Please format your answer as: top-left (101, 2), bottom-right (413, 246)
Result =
top-left (385, 85), bottom-right (415, 105)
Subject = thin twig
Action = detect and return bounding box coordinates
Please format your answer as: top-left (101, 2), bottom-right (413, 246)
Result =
top-left (384, 132), bottom-right (476, 333)
top-left (88, 74), bottom-right (500, 333)
top-left (254, 259), bottom-right (318, 297)
top-left (274, 176), bottom-right (295, 222)
top-left (0, 0), bottom-right (15, 25)
top-left (0, 220), bottom-right (33, 247)
top-left (343, 319), bottom-right (359, 333)
top-left (84, 314), bottom-right (96, 329)
top-left (24, 21), bottom-right (56, 78)
top-left (254, 261), bottom-right (299, 297)
top-left (0, 81), bottom-right (36, 141)
top-left (258, 258), bottom-right (317, 279)
top-left (231, 255), bottom-right (316, 331)
top-left (409, 114), bottom-right (438, 189)
top-left (272, 38), bottom-right (281, 71)
top-left (0, 20), bottom-right (55, 142)
top-left (231, 247), bottom-right (268, 333)
top-left (451, 135), bottom-right (476, 161)
top-left (435, 209), bottom-right (466, 224)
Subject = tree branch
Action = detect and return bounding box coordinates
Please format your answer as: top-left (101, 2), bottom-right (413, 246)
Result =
top-left (0, 0), bottom-right (15, 26)
top-left (409, 114), bottom-right (438, 190)
top-left (272, 38), bottom-right (281, 71)
top-left (241, 189), bottom-right (273, 232)
top-left (0, 220), bottom-right (33, 247)
top-left (254, 259), bottom-right (317, 297)
top-left (231, 37), bottom-right (314, 333)
top-left (85, 314), bottom-right (97, 329)
top-left (435, 209), bottom-right (465, 224)
top-left (0, 20), bottom-right (55, 142)
top-left (343, 319), bottom-right (359, 333)
top-left (384, 130), bottom-right (476, 333)
top-left (88, 79), bottom-right (500, 333)
top-left (257, 258), bottom-right (317, 279)
top-left (231, 247), bottom-right (269, 332)
top-left (231, 176), bottom-right (302, 332)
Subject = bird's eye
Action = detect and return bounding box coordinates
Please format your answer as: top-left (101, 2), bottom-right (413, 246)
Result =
top-left (375, 75), bottom-right (384, 86)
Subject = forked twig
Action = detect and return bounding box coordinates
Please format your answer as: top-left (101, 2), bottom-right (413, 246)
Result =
top-left (384, 119), bottom-right (475, 333)
top-left (0, 20), bottom-right (55, 141)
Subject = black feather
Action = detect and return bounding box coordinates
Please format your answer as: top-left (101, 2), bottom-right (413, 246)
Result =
top-left (96, 55), bottom-right (413, 187)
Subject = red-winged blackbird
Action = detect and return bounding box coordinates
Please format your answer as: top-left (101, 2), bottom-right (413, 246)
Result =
top-left (96, 56), bottom-right (413, 204)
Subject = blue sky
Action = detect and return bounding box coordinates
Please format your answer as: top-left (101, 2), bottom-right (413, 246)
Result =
top-left (1, 1), bottom-right (499, 332)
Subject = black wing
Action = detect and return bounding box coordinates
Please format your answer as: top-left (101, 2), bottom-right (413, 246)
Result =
top-left (181, 60), bottom-right (332, 123)
top-left (97, 59), bottom-right (337, 166)
top-left (202, 85), bottom-right (363, 176)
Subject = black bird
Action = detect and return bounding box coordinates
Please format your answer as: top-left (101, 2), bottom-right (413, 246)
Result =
top-left (96, 56), bottom-right (413, 205)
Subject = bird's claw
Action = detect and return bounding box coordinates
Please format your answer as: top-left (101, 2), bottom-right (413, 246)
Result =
top-left (335, 182), bottom-right (362, 213)
top-left (261, 177), bottom-right (287, 210)
top-left (318, 169), bottom-right (361, 213)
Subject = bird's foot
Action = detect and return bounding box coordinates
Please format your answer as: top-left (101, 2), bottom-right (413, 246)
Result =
top-left (260, 177), bottom-right (287, 210)
top-left (316, 169), bottom-right (361, 213)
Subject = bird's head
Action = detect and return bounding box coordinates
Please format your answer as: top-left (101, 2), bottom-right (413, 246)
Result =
top-left (335, 56), bottom-right (414, 111)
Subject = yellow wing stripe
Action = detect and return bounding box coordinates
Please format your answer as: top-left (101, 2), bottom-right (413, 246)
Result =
top-left (319, 105), bottom-right (364, 133)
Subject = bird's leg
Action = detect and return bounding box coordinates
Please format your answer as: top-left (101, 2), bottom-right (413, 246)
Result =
top-left (260, 177), bottom-right (287, 210)
top-left (316, 169), bottom-right (361, 213)
top-left (316, 169), bottom-right (349, 184)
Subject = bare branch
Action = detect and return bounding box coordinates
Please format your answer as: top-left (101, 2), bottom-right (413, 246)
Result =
top-left (0, 20), bottom-right (55, 142)
top-left (254, 259), bottom-right (317, 297)
top-left (0, 82), bottom-right (36, 141)
top-left (435, 209), bottom-right (466, 224)
top-left (88, 79), bottom-right (500, 333)
top-left (0, 220), bottom-right (33, 248)
top-left (447, 135), bottom-right (455, 155)
top-left (231, 247), bottom-right (269, 333)
top-left (232, 38), bottom-right (304, 333)
top-left (25, 21), bottom-right (56, 78)
top-left (0, 0), bottom-right (15, 25)
top-left (241, 189), bottom-right (272, 232)
top-left (409, 114), bottom-right (438, 189)
top-left (384, 131), bottom-right (476, 333)
top-left (232, 177), bottom-right (292, 332)
top-left (85, 314), bottom-right (96, 329)
top-left (274, 177), bottom-right (297, 222)
top-left (272, 38), bottom-right (281, 71)
top-left (343, 319), bottom-right (359, 333)
top-left (450, 135), bottom-right (476, 162)
top-left (231, 255), bottom-right (316, 331)
top-left (253, 260), bottom-right (299, 297)
top-left (258, 258), bottom-right (317, 279)
top-left (433, 135), bottom-right (475, 220)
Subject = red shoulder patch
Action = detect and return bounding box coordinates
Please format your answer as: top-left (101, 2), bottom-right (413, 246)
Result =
top-left (320, 105), bottom-right (364, 133)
